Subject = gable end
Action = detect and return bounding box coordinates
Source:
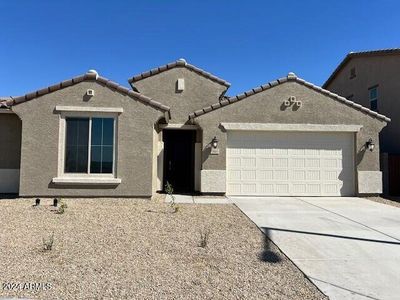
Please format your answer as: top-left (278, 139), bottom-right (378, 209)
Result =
top-left (189, 72), bottom-right (390, 122)
top-left (3, 71), bottom-right (170, 113)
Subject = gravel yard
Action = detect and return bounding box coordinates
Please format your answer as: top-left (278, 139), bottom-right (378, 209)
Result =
top-left (0, 198), bottom-right (326, 300)
top-left (366, 196), bottom-right (400, 208)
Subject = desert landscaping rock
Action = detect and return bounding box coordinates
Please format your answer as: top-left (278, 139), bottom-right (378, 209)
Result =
top-left (0, 198), bottom-right (326, 299)
top-left (366, 196), bottom-right (400, 208)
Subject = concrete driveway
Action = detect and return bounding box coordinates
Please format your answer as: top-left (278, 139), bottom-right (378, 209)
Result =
top-left (231, 197), bottom-right (400, 300)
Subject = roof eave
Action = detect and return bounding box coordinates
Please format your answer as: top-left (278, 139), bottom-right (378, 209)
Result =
top-left (323, 48), bottom-right (400, 88)
top-left (189, 73), bottom-right (391, 123)
top-left (129, 59), bottom-right (231, 88)
top-left (5, 72), bottom-right (170, 113)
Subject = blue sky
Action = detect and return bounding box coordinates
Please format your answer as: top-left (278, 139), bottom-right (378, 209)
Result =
top-left (0, 0), bottom-right (399, 96)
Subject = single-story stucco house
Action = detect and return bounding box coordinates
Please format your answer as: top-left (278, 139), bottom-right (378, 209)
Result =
top-left (0, 59), bottom-right (390, 197)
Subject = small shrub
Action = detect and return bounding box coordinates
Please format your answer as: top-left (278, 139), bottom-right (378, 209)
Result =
top-left (57, 201), bottom-right (68, 214)
top-left (198, 228), bottom-right (210, 248)
top-left (165, 182), bottom-right (175, 203)
top-left (165, 182), bottom-right (178, 213)
top-left (43, 232), bottom-right (54, 251)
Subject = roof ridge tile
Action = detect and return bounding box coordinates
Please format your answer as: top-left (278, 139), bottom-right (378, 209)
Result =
top-left (323, 48), bottom-right (400, 88)
top-left (4, 71), bottom-right (170, 112)
top-left (129, 59), bottom-right (231, 87)
top-left (188, 74), bottom-right (391, 122)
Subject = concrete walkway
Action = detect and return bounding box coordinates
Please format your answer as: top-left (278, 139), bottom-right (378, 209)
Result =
top-left (231, 197), bottom-right (400, 300)
top-left (165, 194), bottom-right (231, 204)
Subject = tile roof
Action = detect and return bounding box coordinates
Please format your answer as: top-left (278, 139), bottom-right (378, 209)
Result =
top-left (129, 59), bottom-right (231, 87)
top-left (323, 48), bottom-right (400, 88)
top-left (0, 97), bottom-right (12, 109)
top-left (2, 71), bottom-right (170, 112)
top-left (188, 72), bottom-right (391, 122)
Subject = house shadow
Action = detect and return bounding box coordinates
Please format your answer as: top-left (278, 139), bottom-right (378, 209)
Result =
top-left (258, 227), bottom-right (282, 263)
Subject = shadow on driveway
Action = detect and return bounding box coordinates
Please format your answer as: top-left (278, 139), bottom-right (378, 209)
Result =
top-left (258, 228), bottom-right (282, 263)
top-left (261, 226), bottom-right (400, 246)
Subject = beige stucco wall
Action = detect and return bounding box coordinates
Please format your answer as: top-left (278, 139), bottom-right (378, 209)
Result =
top-left (194, 81), bottom-right (386, 194)
top-left (133, 67), bottom-right (227, 124)
top-left (325, 55), bottom-right (400, 154)
top-left (12, 81), bottom-right (163, 197)
top-left (0, 113), bottom-right (21, 169)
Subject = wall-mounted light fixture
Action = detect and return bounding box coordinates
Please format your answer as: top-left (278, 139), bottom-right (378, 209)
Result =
top-left (366, 138), bottom-right (375, 152)
top-left (211, 136), bottom-right (219, 149)
top-left (210, 136), bottom-right (220, 155)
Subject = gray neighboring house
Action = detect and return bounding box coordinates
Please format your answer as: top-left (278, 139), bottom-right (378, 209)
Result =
top-left (0, 59), bottom-right (390, 197)
top-left (323, 48), bottom-right (400, 195)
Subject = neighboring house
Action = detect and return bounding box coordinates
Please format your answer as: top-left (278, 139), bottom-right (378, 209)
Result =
top-left (323, 48), bottom-right (400, 195)
top-left (0, 59), bottom-right (390, 197)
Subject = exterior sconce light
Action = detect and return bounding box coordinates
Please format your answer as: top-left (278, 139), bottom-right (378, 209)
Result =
top-left (53, 198), bottom-right (58, 207)
top-left (366, 138), bottom-right (375, 152)
top-left (211, 136), bottom-right (219, 149)
top-left (210, 136), bottom-right (220, 155)
top-left (35, 198), bottom-right (41, 206)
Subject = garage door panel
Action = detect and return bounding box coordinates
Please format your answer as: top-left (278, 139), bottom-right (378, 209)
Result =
top-left (258, 158), bottom-right (273, 168)
top-left (227, 131), bottom-right (355, 196)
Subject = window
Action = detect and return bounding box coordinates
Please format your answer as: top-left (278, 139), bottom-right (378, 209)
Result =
top-left (369, 86), bottom-right (378, 112)
top-left (65, 117), bottom-right (115, 174)
top-left (350, 67), bottom-right (356, 79)
top-left (65, 118), bottom-right (89, 173)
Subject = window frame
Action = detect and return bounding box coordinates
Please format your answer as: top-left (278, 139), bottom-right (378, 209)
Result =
top-left (368, 85), bottom-right (379, 112)
top-left (57, 110), bottom-right (120, 180)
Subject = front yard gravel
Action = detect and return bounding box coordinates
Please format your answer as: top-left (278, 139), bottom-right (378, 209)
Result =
top-left (0, 198), bottom-right (326, 299)
top-left (366, 196), bottom-right (400, 208)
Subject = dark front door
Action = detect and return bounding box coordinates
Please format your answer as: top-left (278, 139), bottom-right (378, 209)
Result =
top-left (163, 129), bottom-right (195, 193)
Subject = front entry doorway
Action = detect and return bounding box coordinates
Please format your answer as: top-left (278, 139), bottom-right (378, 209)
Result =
top-left (163, 129), bottom-right (196, 193)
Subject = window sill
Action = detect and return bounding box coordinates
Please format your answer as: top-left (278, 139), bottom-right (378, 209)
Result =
top-left (52, 177), bottom-right (121, 185)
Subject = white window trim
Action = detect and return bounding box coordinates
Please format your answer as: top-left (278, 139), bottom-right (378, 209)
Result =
top-left (220, 123), bottom-right (362, 132)
top-left (52, 108), bottom-right (121, 185)
top-left (52, 177), bottom-right (121, 185)
top-left (55, 106), bottom-right (123, 113)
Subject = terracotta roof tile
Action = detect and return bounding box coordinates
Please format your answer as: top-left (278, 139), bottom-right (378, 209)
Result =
top-left (2, 71), bottom-right (170, 112)
top-left (0, 98), bottom-right (11, 109)
top-left (188, 72), bottom-right (391, 122)
top-left (129, 59), bottom-right (231, 87)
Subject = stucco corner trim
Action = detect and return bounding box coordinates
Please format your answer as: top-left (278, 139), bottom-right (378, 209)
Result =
top-left (52, 177), bottom-right (122, 186)
top-left (54, 106), bottom-right (123, 114)
top-left (357, 171), bottom-right (382, 194)
top-left (159, 124), bottom-right (199, 130)
top-left (0, 109), bottom-right (14, 114)
top-left (220, 123), bottom-right (363, 132)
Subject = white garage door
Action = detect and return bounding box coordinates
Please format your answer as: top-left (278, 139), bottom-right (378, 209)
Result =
top-left (227, 131), bottom-right (355, 196)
